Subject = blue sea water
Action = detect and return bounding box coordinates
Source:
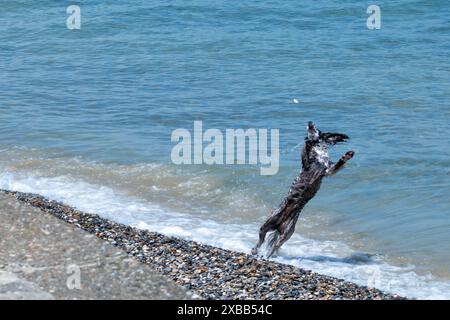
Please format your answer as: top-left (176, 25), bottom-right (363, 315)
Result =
top-left (1, 1), bottom-right (449, 298)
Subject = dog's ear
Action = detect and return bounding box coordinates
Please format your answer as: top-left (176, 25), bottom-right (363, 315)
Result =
top-left (320, 132), bottom-right (349, 145)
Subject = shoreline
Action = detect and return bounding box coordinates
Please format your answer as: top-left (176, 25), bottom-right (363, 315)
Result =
top-left (0, 189), bottom-right (405, 300)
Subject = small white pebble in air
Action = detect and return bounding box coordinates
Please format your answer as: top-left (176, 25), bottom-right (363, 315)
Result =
top-left (292, 98), bottom-right (299, 104)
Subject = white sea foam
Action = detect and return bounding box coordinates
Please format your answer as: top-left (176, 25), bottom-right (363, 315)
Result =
top-left (1, 170), bottom-right (450, 299)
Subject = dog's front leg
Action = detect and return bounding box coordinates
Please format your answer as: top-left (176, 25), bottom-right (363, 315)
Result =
top-left (326, 151), bottom-right (354, 176)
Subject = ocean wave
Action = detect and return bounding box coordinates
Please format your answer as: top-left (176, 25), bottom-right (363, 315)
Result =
top-left (1, 167), bottom-right (450, 299)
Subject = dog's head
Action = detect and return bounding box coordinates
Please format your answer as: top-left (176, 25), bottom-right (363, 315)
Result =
top-left (306, 121), bottom-right (320, 142)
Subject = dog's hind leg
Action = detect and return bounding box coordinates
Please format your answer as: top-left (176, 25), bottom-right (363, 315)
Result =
top-left (266, 218), bottom-right (297, 258)
top-left (266, 229), bottom-right (279, 251)
top-left (252, 218), bottom-right (277, 255)
top-left (266, 232), bottom-right (288, 258)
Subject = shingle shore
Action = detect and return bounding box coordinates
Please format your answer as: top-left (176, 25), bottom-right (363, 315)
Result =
top-left (0, 192), bottom-right (192, 299)
top-left (1, 189), bottom-right (405, 300)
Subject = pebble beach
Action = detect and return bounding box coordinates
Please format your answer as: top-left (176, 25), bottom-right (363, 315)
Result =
top-left (0, 189), bottom-right (405, 300)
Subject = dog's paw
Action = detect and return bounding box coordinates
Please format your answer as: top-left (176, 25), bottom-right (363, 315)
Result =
top-left (344, 151), bottom-right (355, 160)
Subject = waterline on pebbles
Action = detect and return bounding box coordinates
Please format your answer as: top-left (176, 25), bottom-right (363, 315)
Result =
top-left (1, 190), bottom-right (404, 300)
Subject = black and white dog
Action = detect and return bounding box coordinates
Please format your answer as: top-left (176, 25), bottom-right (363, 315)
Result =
top-left (252, 121), bottom-right (354, 258)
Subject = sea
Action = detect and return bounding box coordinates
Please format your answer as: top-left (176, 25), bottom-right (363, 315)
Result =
top-left (1, 1), bottom-right (449, 299)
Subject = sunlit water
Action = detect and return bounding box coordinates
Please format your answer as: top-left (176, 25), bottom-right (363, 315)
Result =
top-left (1, 1), bottom-right (449, 298)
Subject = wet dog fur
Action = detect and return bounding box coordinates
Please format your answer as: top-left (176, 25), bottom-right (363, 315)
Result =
top-left (252, 121), bottom-right (354, 258)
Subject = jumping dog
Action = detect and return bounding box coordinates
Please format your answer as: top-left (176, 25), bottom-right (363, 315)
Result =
top-left (252, 121), bottom-right (355, 258)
